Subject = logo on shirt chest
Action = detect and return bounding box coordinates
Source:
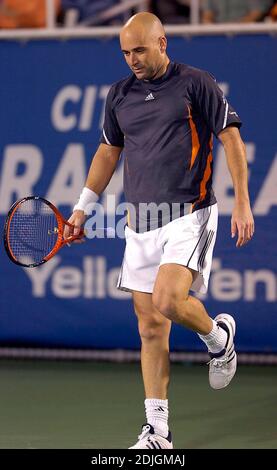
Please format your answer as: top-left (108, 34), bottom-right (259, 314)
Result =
top-left (145, 92), bottom-right (155, 101)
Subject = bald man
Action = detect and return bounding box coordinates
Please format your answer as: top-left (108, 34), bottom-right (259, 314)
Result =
top-left (69, 12), bottom-right (254, 449)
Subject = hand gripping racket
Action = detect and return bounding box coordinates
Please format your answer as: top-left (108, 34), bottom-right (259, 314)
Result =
top-left (3, 196), bottom-right (84, 268)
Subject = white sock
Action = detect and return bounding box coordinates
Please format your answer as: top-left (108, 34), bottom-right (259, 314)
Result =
top-left (144, 398), bottom-right (169, 438)
top-left (198, 319), bottom-right (228, 353)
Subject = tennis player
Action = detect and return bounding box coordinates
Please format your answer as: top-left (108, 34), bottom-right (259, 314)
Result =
top-left (68, 12), bottom-right (254, 449)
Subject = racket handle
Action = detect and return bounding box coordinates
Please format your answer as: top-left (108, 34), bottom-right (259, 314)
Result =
top-left (78, 227), bottom-right (85, 238)
top-left (65, 220), bottom-right (85, 237)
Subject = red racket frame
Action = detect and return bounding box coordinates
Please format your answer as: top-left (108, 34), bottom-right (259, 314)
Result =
top-left (3, 196), bottom-right (84, 268)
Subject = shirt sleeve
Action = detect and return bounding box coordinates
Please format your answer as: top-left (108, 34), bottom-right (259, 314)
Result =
top-left (191, 70), bottom-right (242, 137)
top-left (100, 84), bottom-right (124, 147)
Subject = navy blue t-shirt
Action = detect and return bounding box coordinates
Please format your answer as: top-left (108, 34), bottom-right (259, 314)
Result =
top-left (100, 62), bottom-right (241, 231)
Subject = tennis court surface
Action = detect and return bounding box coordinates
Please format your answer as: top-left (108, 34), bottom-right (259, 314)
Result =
top-left (0, 360), bottom-right (276, 449)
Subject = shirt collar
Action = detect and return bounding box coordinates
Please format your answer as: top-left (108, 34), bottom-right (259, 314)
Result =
top-left (139, 61), bottom-right (174, 88)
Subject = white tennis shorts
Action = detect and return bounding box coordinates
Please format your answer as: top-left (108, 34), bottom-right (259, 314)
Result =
top-left (117, 203), bottom-right (218, 294)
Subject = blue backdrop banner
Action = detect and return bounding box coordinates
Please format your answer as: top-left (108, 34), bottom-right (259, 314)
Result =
top-left (0, 34), bottom-right (276, 352)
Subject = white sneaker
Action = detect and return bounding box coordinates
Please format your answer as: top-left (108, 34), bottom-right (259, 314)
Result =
top-left (208, 313), bottom-right (237, 390)
top-left (129, 424), bottom-right (173, 449)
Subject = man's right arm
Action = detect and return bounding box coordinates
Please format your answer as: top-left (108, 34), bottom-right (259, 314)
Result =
top-left (66, 143), bottom-right (122, 237)
top-left (85, 143), bottom-right (122, 195)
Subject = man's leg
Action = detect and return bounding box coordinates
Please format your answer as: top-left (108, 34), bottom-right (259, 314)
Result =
top-left (153, 265), bottom-right (212, 334)
top-left (153, 264), bottom-right (237, 390)
top-left (130, 291), bottom-right (173, 448)
top-left (133, 291), bottom-right (171, 399)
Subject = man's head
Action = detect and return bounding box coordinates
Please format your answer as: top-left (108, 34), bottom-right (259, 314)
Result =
top-left (120, 12), bottom-right (169, 81)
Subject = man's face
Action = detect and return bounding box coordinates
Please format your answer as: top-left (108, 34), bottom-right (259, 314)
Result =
top-left (120, 31), bottom-right (165, 80)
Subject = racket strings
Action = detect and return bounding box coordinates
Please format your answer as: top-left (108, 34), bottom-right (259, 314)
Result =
top-left (8, 199), bottom-right (59, 264)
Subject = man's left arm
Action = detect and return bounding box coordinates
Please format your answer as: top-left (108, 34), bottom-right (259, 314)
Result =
top-left (218, 126), bottom-right (255, 248)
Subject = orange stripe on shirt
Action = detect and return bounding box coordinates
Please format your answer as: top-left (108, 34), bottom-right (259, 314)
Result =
top-left (192, 136), bottom-right (213, 210)
top-left (188, 106), bottom-right (200, 170)
top-left (199, 136), bottom-right (213, 202)
top-left (199, 151), bottom-right (213, 203)
top-left (127, 208), bottom-right (131, 228)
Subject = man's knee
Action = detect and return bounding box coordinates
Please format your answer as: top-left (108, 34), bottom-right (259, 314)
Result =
top-left (152, 289), bottom-right (189, 321)
top-left (152, 265), bottom-right (195, 320)
top-left (134, 305), bottom-right (170, 341)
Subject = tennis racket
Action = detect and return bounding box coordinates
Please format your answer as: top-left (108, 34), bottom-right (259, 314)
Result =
top-left (3, 196), bottom-right (84, 268)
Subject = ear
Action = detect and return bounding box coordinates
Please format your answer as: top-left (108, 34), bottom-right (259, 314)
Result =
top-left (159, 36), bottom-right (167, 53)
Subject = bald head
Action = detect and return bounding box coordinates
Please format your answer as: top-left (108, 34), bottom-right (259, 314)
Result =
top-left (120, 12), bottom-right (169, 81)
top-left (121, 12), bottom-right (165, 42)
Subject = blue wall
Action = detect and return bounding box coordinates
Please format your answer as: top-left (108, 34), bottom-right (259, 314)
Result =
top-left (0, 35), bottom-right (276, 352)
